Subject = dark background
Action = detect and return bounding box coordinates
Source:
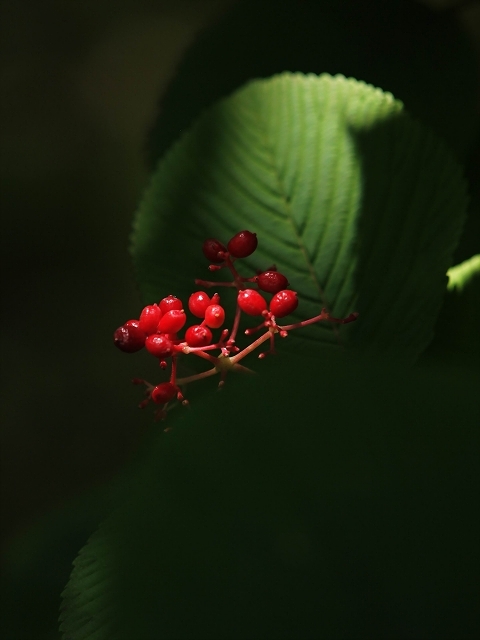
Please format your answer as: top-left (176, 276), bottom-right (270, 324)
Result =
top-left (1, 1), bottom-right (479, 638)
top-left (0, 0), bottom-right (236, 549)
top-left (1, 0), bottom-right (479, 553)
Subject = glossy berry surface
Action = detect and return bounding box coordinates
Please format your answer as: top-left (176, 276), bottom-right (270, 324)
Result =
top-left (159, 295), bottom-right (183, 314)
top-left (237, 289), bottom-right (267, 316)
top-left (270, 290), bottom-right (298, 318)
top-left (157, 309), bottom-right (187, 333)
top-left (204, 304), bottom-right (225, 329)
top-left (202, 238), bottom-right (227, 263)
top-left (227, 230), bottom-right (258, 258)
top-left (145, 334), bottom-right (174, 358)
top-left (151, 382), bottom-right (177, 404)
top-left (256, 270), bottom-right (289, 294)
top-left (113, 321), bottom-right (146, 353)
top-left (125, 319), bottom-right (141, 327)
top-left (114, 230), bottom-right (360, 421)
top-left (188, 291), bottom-right (211, 318)
top-left (185, 324), bottom-right (212, 347)
top-left (139, 304), bottom-right (162, 335)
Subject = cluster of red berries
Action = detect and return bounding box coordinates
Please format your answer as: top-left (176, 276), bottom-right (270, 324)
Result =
top-left (114, 230), bottom-right (358, 421)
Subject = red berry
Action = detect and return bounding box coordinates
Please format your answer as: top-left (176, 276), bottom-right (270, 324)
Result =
top-left (202, 238), bottom-right (227, 263)
top-left (204, 304), bottom-right (225, 329)
top-left (256, 270), bottom-right (289, 294)
top-left (157, 309), bottom-right (187, 333)
top-left (188, 291), bottom-right (211, 318)
top-left (237, 289), bottom-right (267, 316)
top-left (270, 290), bottom-right (298, 318)
top-left (227, 230), bottom-right (257, 258)
top-left (145, 334), bottom-right (174, 358)
top-left (185, 324), bottom-right (212, 347)
top-left (138, 304), bottom-right (162, 335)
top-left (113, 320), bottom-right (146, 353)
top-left (151, 382), bottom-right (177, 404)
top-left (159, 295), bottom-right (183, 314)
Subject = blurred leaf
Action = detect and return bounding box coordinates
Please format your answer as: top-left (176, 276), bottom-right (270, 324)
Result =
top-left (447, 254), bottom-right (480, 293)
top-left (0, 484), bottom-right (119, 640)
top-left (132, 73), bottom-right (467, 363)
top-left (423, 254), bottom-right (480, 364)
top-left (60, 355), bottom-right (480, 639)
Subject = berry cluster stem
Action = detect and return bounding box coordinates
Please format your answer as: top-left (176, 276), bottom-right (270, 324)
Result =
top-left (280, 309), bottom-right (359, 331)
top-left (115, 229), bottom-right (359, 423)
top-left (176, 367), bottom-right (219, 386)
top-left (227, 303), bottom-right (242, 346)
top-left (230, 328), bottom-right (273, 364)
top-left (169, 355), bottom-right (178, 385)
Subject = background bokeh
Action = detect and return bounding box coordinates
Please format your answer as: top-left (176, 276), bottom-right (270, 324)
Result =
top-left (1, 0), bottom-right (479, 552)
top-left (0, 0), bottom-right (235, 549)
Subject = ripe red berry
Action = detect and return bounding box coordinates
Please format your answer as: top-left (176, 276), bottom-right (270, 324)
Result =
top-left (270, 290), bottom-right (298, 318)
top-left (202, 238), bottom-right (227, 263)
top-left (256, 270), bottom-right (289, 294)
top-left (159, 295), bottom-right (183, 314)
top-left (113, 320), bottom-right (146, 353)
top-left (227, 230), bottom-right (258, 258)
top-left (185, 324), bottom-right (213, 347)
top-left (138, 304), bottom-right (162, 335)
top-left (145, 334), bottom-right (174, 358)
top-left (151, 382), bottom-right (177, 404)
top-left (237, 289), bottom-right (267, 316)
top-left (188, 291), bottom-right (211, 318)
top-left (204, 304), bottom-right (225, 329)
top-left (157, 309), bottom-right (187, 333)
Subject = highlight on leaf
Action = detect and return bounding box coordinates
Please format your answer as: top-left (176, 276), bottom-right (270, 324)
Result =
top-left (131, 72), bottom-right (467, 365)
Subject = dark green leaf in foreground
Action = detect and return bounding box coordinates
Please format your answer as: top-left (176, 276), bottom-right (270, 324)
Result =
top-left (132, 73), bottom-right (467, 363)
top-left (59, 356), bottom-right (480, 640)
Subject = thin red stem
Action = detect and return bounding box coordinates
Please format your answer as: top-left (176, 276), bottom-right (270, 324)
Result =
top-left (223, 254), bottom-right (241, 281)
top-left (195, 278), bottom-right (236, 288)
top-left (176, 367), bottom-right (218, 386)
top-left (169, 355), bottom-right (178, 385)
top-left (230, 329), bottom-right (273, 365)
top-left (280, 310), bottom-right (358, 331)
top-left (227, 303), bottom-right (243, 345)
top-left (190, 349), bottom-right (219, 363)
top-left (244, 320), bottom-right (267, 335)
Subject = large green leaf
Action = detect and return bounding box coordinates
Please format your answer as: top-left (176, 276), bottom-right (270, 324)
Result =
top-left (59, 356), bottom-right (480, 639)
top-left (132, 73), bottom-right (467, 363)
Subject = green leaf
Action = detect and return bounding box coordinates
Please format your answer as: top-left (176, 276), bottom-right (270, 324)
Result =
top-left (132, 72), bottom-right (467, 363)
top-left (447, 254), bottom-right (480, 293)
top-left (60, 356), bottom-right (480, 639)
top-left (423, 254), bottom-right (480, 364)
